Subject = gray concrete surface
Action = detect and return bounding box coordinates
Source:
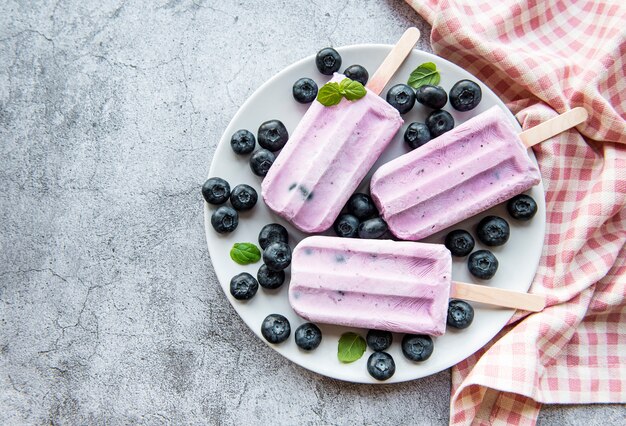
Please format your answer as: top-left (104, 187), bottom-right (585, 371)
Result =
top-left (0, 0), bottom-right (623, 424)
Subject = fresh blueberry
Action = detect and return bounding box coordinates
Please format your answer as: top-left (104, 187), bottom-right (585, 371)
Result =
top-left (447, 299), bottom-right (474, 329)
top-left (229, 272), bottom-right (258, 300)
top-left (229, 184), bottom-right (258, 211)
top-left (258, 223), bottom-right (289, 250)
top-left (416, 85), bottom-right (448, 109)
top-left (263, 242), bottom-right (292, 271)
top-left (202, 177), bottom-right (230, 205)
top-left (249, 149), bottom-right (275, 177)
top-left (357, 217), bottom-right (388, 239)
top-left (425, 110), bottom-right (454, 137)
top-left (315, 47), bottom-right (342, 75)
top-left (257, 264), bottom-right (285, 289)
top-left (333, 214), bottom-right (360, 238)
top-left (294, 323), bottom-right (322, 351)
top-left (210, 206), bottom-right (238, 233)
top-left (468, 250), bottom-right (499, 280)
top-left (343, 64), bottom-right (369, 86)
top-left (257, 120), bottom-right (288, 152)
top-left (367, 352), bottom-right (396, 381)
top-left (404, 122), bottom-right (432, 149)
top-left (366, 329), bottom-right (393, 352)
top-left (401, 334), bottom-right (434, 362)
top-left (347, 193), bottom-right (378, 220)
top-left (449, 79), bottom-right (482, 111)
top-left (444, 229), bottom-right (475, 257)
top-left (293, 78), bottom-right (318, 104)
top-left (476, 216), bottom-right (510, 246)
top-left (386, 84), bottom-right (416, 114)
top-left (230, 129), bottom-right (256, 155)
top-left (261, 314), bottom-right (291, 344)
top-left (507, 194), bottom-right (538, 221)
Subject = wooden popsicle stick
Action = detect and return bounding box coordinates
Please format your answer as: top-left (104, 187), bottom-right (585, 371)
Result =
top-left (366, 27), bottom-right (421, 96)
top-left (519, 107), bottom-right (588, 148)
top-left (450, 281), bottom-right (546, 312)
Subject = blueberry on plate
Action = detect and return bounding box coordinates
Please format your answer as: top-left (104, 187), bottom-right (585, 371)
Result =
top-left (294, 323), bottom-right (322, 351)
top-left (386, 84), bottom-right (416, 114)
top-left (202, 177), bottom-right (230, 205)
top-left (210, 206), bottom-right (238, 233)
top-left (416, 85), bottom-right (448, 109)
top-left (468, 250), bottom-right (499, 280)
top-left (257, 264), bottom-right (285, 289)
top-left (347, 193), bottom-right (378, 220)
top-left (229, 272), bottom-right (258, 300)
top-left (447, 299), bottom-right (474, 329)
top-left (357, 217), bottom-right (388, 239)
top-left (507, 194), bottom-right (538, 221)
top-left (449, 79), bottom-right (482, 111)
top-left (367, 352), bottom-right (396, 381)
top-left (333, 214), bottom-right (360, 238)
top-left (343, 64), bottom-right (369, 86)
top-left (476, 216), bottom-right (510, 246)
top-left (230, 129), bottom-right (256, 155)
top-left (444, 229), bottom-right (475, 257)
top-left (258, 223), bottom-right (289, 249)
top-left (293, 78), bottom-right (318, 104)
top-left (229, 184), bottom-right (258, 211)
top-left (425, 110), bottom-right (454, 137)
top-left (257, 120), bottom-right (288, 152)
top-left (401, 334), bottom-right (434, 362)
top-left (249, 149), bottom-right (276, 177)
top-left (315, 47), bottom-right (342, 75)
top-left (404, 122), bottom-right (431, 149)
top-left (261, 314), bottom-right (291, 344)
top-left (366, 329), bottom-right (393, 352)
top-left (263, 242), bottom-right (292, 271)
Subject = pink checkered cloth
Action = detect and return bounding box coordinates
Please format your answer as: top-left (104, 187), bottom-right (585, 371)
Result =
top-left (405, 0), bottom-right (626, 424)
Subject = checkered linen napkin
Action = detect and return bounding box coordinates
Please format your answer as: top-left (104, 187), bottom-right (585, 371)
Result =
top-left (405, 1), bottom-right (626, 424)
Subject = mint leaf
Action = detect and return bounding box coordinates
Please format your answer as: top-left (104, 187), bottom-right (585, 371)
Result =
top-left (341, 79), bottom-right (366, 101)
top-left (337, 332), bottom-right (367, 363)
top-left (317, 82), bottom-right (342, 106)
top-left (407, 62), bottom-right (440, 88)
top-left (230, 243), bottom-right (261, 265)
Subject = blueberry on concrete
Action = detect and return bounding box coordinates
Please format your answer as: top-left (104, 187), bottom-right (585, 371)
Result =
top-left (294, 323), bottom-right (322, 351)
top-left (333, 214), bottom-right (360, 238)
top-left (367, 352), bottom-right (396, 381)
top-left (257, 120), bottom-right (288, 152)
top-left (386, 84), bottom-right (416, 114)
top-left (507, 194), bottom-right (538, 221)
top-left (249, 149), bottom-right (275, 177)
top-left (258, 223), bottom-right (289, 250)
top-left (449, 80), bottom-right (482, 111)
top-left (366, 329), bottom-right (393, 352)
top-left (263, 242), bottom-right (292, 271)
top-left (343, 64), bottom-right (369, 86)
top-left (416, 85), bottom-right (448, 109)
top-left (230, 129), bottom-right (256, 155)
top-left (210, 206), bottom-right (238, 233)
top-left (257, 264), bottom-right (285, 289)
top-left (293, 78), bottom-right (318, 104)
top-left (468, 250), bottom-right (499, 280)
top-left (357, 217), bottom-right (388, 239)
top-left (347, 193), bottom-right (378, 220)
top-left (202, 177), bottom-right (230, 205)
top-left (315, 47), bottom-right (342, 75)
top-left (261, 314), bottom-right (291, 344)
top-left (447, 299), bottom-right (474, 329)
top-left (401, 334), bottom-right (434, 362)
top-left (476, 216), bottom-right (510, 246)
top-left (404, 122), bottom-right (432, 149)
top-left (425, 110), bottom-right (454, 137)
top-left (444, 229), bottom-right (475, 257)
top-left (229, 272), bottom-right (258, 300)
top-left (229, 184), bottom-right (258, 211)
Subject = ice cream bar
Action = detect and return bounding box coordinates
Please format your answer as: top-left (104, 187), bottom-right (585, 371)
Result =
top-left (288, 236), bottom-right (452, 335)
top-left (262, 74), bottom-right (403, 233)
top-left (370, 106), bottom-right (542, 241)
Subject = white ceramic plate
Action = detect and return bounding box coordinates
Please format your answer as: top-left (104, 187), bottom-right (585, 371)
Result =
top-left (204, 44), bottom-right (546, 384)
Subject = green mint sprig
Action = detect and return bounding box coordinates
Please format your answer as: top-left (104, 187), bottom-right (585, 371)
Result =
top-left (408, 62), bottom-right (441, 88)
top-left (337, 332), bottom-right (367, 363)
top-left (317, 78), bottom-right (367, 107)
top-left (230, 242), bottom-right (261, 265)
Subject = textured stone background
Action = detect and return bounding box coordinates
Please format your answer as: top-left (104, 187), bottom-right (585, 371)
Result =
top-left (1, 0), bottom-right (623, 424)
